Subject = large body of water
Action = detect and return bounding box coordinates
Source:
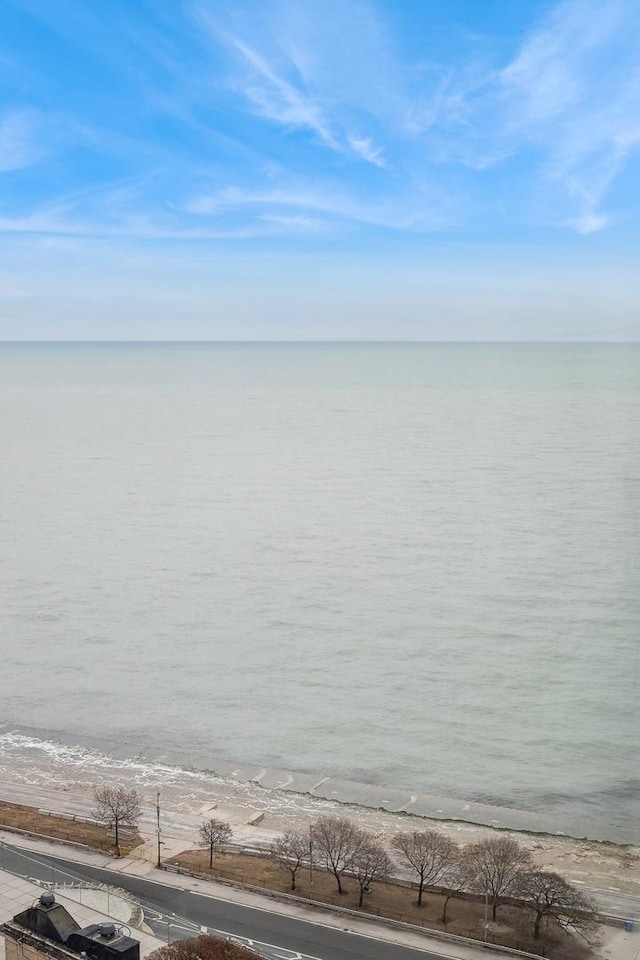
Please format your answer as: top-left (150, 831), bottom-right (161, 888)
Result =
top-left (1, 342), bottom-right (638, 840)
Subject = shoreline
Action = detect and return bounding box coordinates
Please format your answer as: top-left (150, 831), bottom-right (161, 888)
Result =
top-left (211, 760), bottom-right (638, 846)
top-left (0, 726), bottom-right (639, 907)
top-left (0, 723), bottom-right (637, 847)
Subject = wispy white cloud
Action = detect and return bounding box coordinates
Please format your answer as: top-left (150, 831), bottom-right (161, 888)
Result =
top-left (178, 179), bottom-right (457, 233)
top-left (499, 2), bottom-right (618, 123)
top-left (228, 36), bottom-right (339, 150)
top-left (567, 211), bottom-right (611, 234)
top-left (386, 0), bottom-right (640, 232)
top-left (497, 0), bottom-right (640, 231)
top-left (192, 2), bottom-right (387, 168)
top-left (0, 106), bottom-right (150, 182)
top-left (257, 212), bottom-right (331, 233)
top-left (0, 184), bottom-right (340, 240)
top-left (347, 136), bottom-right (385, 168)
top-left (0, 108), bottom-right (49, 171)
top-left (0, 210), bottom-right (302, 239)
top-left (2, 0), bottom-right (638, 246)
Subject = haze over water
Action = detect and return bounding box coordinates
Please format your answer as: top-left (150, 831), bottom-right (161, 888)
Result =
top-left (1, 342), bottom-right (638, 836)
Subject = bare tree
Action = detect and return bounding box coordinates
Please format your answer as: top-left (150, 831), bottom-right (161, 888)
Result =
top-left (517, 871), bottom-right (598, 941)
top-left (93, 785), bottom-right (142, 855)
top-left (352, 836), bottom-right (392, 908)
top-left (270, 829), bottom-right (310, 891)
top-left (465, 836), bottom-right (532, 921)
top-left (148, 933), bottom-right (259, 960)
top-left (392, 830), bottom-right (459, 907)
top-left (199, 818), bottom-right (232, 868)
top-left (311, 816), bottom-right (365, 895)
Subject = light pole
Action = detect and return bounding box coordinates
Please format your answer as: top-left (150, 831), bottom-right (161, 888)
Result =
top-left (484, 882), bottom-right (489, 941)
top-left (156, 792), bottom-right (162, 869)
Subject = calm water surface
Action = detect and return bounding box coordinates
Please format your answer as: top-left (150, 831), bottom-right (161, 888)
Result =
top-left (1, 343), bottom-right (638, 835)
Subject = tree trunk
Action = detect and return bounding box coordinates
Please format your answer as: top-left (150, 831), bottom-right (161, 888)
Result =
top-left (492, 898), bottom-right (498, 921)
top-left (290, 873), bottom-right (296, 891)
top-left (417, 881), bottom-right (424, 907)
top-left (442, 892), bottom-right (453, 925)
top-left (335, 872), bottom-right (343, 895)
top-left (209, 846), bottom-right (213, 868)
top-left (358, 886), bottom-right (364, 908)
top-left (114, 819), bottom-right (119, 854)
top-left (534, 912), bottom-right (542, 939)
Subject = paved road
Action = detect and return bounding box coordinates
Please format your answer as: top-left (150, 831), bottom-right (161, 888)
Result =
top-left (0, 843), bottom-right (452, 960)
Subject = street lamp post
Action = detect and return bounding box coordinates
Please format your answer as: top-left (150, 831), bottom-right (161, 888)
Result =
top-left (156, 792), bottom-right (162, 868)
top-left (484, 882), bottom-right (489, 941)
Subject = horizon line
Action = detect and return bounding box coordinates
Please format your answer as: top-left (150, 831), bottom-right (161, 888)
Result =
top-left (1, 339), bottom-right (639, 346)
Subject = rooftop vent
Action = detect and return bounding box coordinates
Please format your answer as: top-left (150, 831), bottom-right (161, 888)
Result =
top-left (13, 895), bottom-right (79, 944)
top-left (69, 924), bottom-right (139, 960)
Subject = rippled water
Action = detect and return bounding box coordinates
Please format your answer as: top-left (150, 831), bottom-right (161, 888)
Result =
top-left (1, 342), bottom-right (638, 836)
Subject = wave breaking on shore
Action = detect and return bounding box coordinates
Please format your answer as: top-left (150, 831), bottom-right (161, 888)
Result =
top-left (0, 723), bottom-right (636, 846)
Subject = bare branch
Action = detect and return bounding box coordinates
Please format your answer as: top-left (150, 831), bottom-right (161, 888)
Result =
top-left (311, 816), bottom-right (365, 895)
top-left (198, 818), bottom-right (232, 868)
top-left (270, 829), bottom-right (310, 891)
top-left (148, 933), bottom-right (259, 960)
top-left (465, 836), bottom-right (532, 921)
top-left (392, 830), bottom-right (459, 907)
top-left (92, 785), bottom-right (142, 855)
top-left (352, 836), bottom-right (391, 908)
top-left (517, 870), bottom-right (598, 941)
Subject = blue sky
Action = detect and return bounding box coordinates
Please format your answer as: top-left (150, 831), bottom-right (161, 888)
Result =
top-left (1, 0), bottom-right (639, 339)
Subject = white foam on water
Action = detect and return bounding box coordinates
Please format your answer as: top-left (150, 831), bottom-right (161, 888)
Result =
top-left (1, 726), bottom-right (636, 845)
top-left (0, 727), bottom-right (339, 821)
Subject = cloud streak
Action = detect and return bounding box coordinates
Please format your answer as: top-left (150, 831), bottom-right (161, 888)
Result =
top-left (193, 3), bottom-right (387, 168)
top-left (178, 179), bottom-right (457, 233)
top-left (229, 35), bottom-right (339, 150)
top-left (497, 0), bottom-right (640, 231)
top-left (1, 0), bottom-right (639, 245)
top-left (0, 108), bottom-right (50, 172)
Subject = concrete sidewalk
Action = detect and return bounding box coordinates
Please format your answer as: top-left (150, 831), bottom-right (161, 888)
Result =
top-left (1, 828), bottom-right (637, 960)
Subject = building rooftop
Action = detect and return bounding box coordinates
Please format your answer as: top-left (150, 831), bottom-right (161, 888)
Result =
top-left (0, 871), bottom-right (162, 960)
